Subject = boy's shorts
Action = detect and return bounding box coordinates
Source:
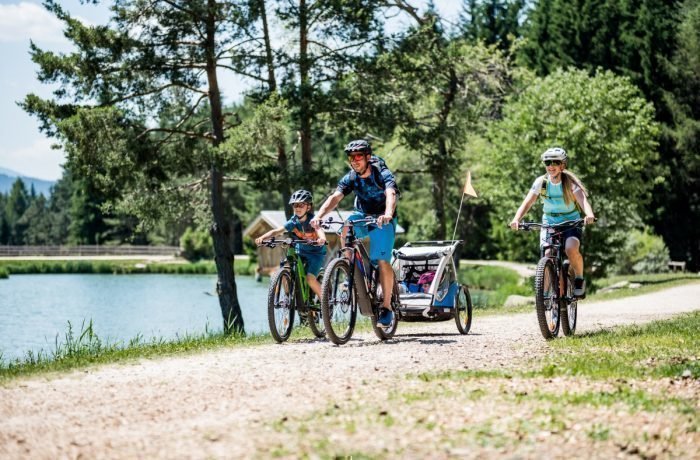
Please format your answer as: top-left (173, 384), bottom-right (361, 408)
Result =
top-left (301, 253), bottom-right (324, 277)
top-left (346, 212), bottom-right (396, 263)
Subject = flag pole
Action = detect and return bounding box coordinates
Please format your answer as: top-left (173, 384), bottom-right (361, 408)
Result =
top-left (452, 170), bottom-right (478, 241)
top-left (451, 191), bottom-right (466, 241)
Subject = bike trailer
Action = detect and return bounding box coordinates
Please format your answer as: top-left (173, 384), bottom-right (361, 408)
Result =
top-left (392, 240), bottom-right (462, 322)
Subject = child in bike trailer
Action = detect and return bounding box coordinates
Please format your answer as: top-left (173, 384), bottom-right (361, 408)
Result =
top-left (255, 189), bottom-right (327, 299)
top-left (509, 147), bottom-right (595, 297)
top-left (311, 139), bottom-right (399, 328)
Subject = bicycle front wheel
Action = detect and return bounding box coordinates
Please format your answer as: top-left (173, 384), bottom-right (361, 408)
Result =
top-left (535, 258), bottom-right (559, 339)
top-left (267, 268), bottom-right (295, 343)
top-left (560, 264), bottom-right (577, 336)
top-left (321, 258), bottom-right (357, 345)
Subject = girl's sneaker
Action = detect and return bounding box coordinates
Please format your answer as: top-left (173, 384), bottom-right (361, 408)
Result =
top-left (574, 278), bottom-right (586, 298)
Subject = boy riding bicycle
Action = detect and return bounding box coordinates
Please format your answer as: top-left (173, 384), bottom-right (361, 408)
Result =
top-left (509, 147), bottom-right (595, 297)
top-left (311, 139), bottom-right (399, 328)
top-left (255, 189), bottom-right (327, 298)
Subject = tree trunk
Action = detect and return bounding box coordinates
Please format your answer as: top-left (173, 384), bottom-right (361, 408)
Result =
top-left (205, 0), bottom-right (244, 334)
top-left (433, 138), bottom-right (448, 240)
top-left (261, 0), bottom-right (291, 215)
top-left (299, 0), bottom-right (313, 175)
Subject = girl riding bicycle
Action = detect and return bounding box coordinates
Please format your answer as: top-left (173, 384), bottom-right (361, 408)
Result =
top-left (255, 189), bottom-right (327, 299)
top-left (509, 147), bottom-right (595, 297)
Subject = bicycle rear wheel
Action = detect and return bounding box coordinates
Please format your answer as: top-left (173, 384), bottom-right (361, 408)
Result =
top-left (321, 259), bottom-right (357, 345)
top-left (371, 280), bottom-right (399, 340)
top-left (267, 268), bottom-right (295, 343)
top-left (535, 258), bottom-right (559, 339)
top-left (455, 285), bottom-right (473, 334)
top-left (560, 264), bottom-right (577, 336)
top-left (307, 270), bottom-right (326, 339)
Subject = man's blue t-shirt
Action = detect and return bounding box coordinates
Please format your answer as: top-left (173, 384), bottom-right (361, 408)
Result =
top-left (336, 166), bottom-right (398, 216)
top-left (283, 212), bottom-right (326, 256)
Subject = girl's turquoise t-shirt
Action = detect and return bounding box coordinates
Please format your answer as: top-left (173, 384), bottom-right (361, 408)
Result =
top-left (529, 175), bottom-right (581, 225)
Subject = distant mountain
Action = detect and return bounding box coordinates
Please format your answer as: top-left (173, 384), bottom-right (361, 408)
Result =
top-left (0, 170), bottom-right (55, 197)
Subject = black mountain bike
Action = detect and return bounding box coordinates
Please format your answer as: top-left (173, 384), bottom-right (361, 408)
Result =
top-left (517, 218), bottom-right (591, 340)
top-left (259, 238), bottom-right (326, 343)
top-left (320, 217), bottom-right (401, 345)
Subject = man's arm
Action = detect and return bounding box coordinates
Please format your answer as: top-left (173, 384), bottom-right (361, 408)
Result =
top-left (378, 188), bottom-right (397, 226)
top-left (311, 191), bottom-right (344, 228)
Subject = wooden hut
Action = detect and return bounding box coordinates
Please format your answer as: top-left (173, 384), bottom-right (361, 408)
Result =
top-left (243, 210), bottom-right (404, 274)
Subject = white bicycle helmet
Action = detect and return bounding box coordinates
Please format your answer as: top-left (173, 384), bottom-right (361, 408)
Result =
top-left (541, 147), bottom-right (568, 162)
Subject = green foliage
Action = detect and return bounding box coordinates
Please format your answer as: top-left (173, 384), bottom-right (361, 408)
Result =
top-left (613, 228), bottom-right (671, 274)
top-left (480, 69), bottom-right (661, 275)
top-left (0, 267), bottom-right (8, 279)
top-left (179, 227), bottom-right (214, 262)
top-left (459, 0), bottom-right (526, 51)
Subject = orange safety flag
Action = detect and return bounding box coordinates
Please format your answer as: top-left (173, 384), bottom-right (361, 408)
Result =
top-left (463, 170), bottom-right (478, 197)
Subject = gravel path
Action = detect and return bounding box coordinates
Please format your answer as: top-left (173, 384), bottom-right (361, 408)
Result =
top-left (1, 283), bottom-right (699, 459)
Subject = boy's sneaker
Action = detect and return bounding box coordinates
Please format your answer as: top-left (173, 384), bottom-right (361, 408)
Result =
top-left (574, 278), bottom-right (586, 298)
top-left (377, 308), bottom-right (394, 328)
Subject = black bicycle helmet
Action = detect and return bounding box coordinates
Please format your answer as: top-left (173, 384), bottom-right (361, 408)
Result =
top-left (344, 139), bottom-right (372, 155)
top-left (289, 189), bottom-right (313, 205)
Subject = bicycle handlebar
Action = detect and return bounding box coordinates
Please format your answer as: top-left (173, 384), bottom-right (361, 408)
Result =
top-left (258, 238), bottom-right (328, 248)
top-left (514, 217), bottom-right (597, 232)
top-left (319, 216), bottom-right (379, 230)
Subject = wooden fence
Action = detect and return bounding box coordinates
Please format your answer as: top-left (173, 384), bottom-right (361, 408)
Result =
top-left (0, 245), bottom-right (180, 257)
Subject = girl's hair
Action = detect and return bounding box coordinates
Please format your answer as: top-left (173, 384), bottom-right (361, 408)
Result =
top-left (561, 170), bottom-right (588, 205)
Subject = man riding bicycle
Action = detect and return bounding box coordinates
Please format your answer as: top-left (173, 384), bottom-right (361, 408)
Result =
top-left (311, 139), bottom-right (399, 327)
top-left (509, 147), bottom-right (595, 297)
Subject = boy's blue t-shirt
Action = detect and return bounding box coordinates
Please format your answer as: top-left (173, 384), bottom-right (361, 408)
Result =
top-left (336, 166), bottom-right (398, 216)
top-left (283, 212), bottom-right (326, 256)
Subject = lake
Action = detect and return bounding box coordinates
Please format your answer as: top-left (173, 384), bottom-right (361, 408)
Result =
top-left (0, 274), bottom-right (271, 362)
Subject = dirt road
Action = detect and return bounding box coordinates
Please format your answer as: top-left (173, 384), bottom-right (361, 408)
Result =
top-left (1, 283), bottom-right (699, 459)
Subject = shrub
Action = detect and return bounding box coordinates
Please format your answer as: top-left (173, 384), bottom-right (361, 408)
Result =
top-left (614, 228), bottom-right (670, 274)
top-left (180, 227), bottom-right (214, 262)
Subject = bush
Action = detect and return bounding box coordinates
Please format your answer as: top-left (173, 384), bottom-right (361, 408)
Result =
top-left (180, 227), bottom-right (214, 262)
top-left (614, 228), bottom-right (670, 274)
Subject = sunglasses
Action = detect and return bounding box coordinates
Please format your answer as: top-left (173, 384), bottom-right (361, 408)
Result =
top-left (292, 203), bottom-right (308, 209)
top-left (347, 153), bottom-right (367, 162)
top-left (543, 160), bottom-right (562, 166)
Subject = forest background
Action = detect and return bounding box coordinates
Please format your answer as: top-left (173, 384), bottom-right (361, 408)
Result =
top-left (1, 0), bottom-right (697, 331)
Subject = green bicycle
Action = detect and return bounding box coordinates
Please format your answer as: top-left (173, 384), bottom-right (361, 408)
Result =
top-left (259, 237), bottom-right (326, 343)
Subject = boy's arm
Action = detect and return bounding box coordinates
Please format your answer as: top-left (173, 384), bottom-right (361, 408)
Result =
top-left (255, 226), bottom-right (286, 245)
top-left (315, 226), bottom-right (326, 245)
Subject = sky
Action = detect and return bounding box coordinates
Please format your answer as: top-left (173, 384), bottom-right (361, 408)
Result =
top-left (0, 0), bottom-right (462, 181)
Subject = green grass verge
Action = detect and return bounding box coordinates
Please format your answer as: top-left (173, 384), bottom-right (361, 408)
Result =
top-left (0, 266), bottom-right (8, 279)
top-left (0, 319), bottom-right (275, 382)
top-left (0, 259), bottom-right (257, 276)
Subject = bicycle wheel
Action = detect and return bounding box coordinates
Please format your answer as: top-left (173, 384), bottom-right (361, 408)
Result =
top-left (455, 285), bottom-right (473, 334)
top-left (534, 258), bottom-right (560, 339)
top-left (321, 259), bottom-right (357, 345)
top-left (372, 280), bottom-right (399, 340)
top-left (267, 268), bottom-right (295, 343)
top-left (560, 264), bottom-right (577, 336)
top-left (307, 270), bottom-right (326, 339)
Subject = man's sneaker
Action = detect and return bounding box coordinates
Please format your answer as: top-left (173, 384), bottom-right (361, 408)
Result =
top-left (377, 308), bottom-right (394, 328)
top-left (574, 278), bottom-right (586, 298)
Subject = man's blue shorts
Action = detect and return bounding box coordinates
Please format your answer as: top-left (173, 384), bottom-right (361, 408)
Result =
top-left (300, 253), bottom-right (324, 277)
top-left (346, 212), bottom-right (396, 263)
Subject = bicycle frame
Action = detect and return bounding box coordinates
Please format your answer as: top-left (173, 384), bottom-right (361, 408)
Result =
top-left (331, 219), bottom-right (382, 317)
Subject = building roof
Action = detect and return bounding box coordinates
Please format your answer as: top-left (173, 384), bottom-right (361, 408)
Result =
top-left (243, 210), bottom-right (405, 237)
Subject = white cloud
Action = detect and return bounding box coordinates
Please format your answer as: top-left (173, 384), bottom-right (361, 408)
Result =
top-left (0, 136), bottom-right (65, 180)
top-left (0, 2), bottom-right (67, 45)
